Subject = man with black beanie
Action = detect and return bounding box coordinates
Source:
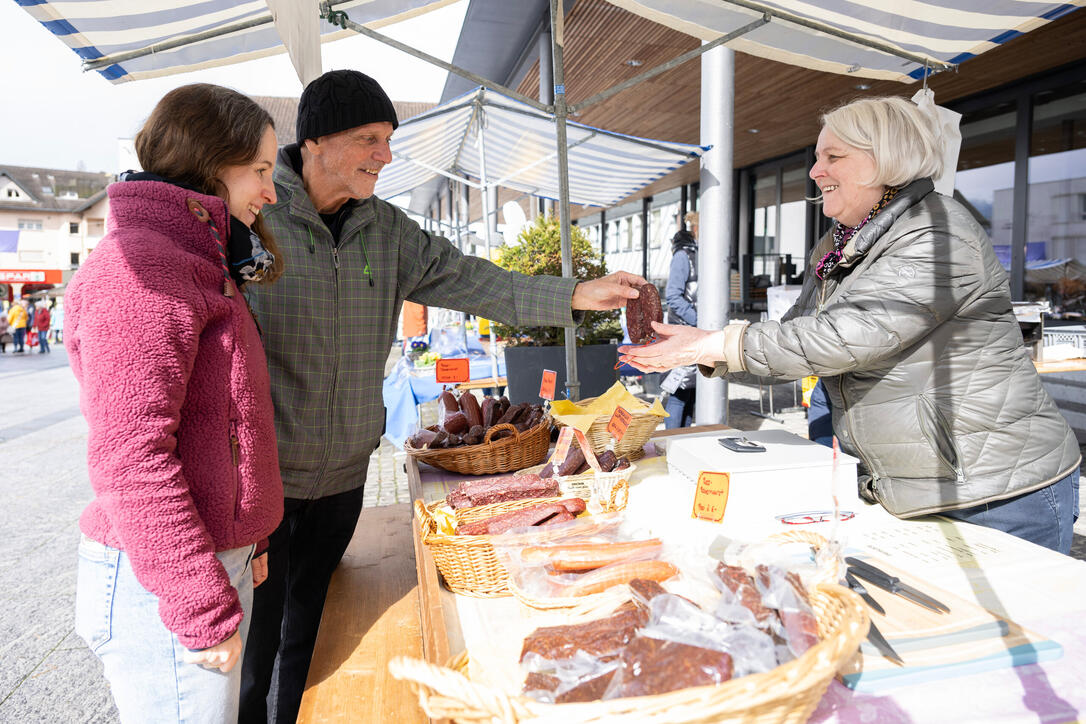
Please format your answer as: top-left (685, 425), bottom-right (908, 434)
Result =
top-left (240, 69), bottom-right (646, 723)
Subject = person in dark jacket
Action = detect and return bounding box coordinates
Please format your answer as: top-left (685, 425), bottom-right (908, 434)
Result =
top-left (619, 96), bottom-right (1080, 553)
top-left (662, 211), bottom-right (699, 427)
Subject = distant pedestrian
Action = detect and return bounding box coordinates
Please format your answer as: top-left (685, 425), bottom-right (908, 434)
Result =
top-left (66, 83), bottom-right (284, 724)
top-left (7, 298), bottom-right (28, 353)
top-left (51, 302), bottom-right (64, 344)
top-left (0, 312), bottom-right (10, 353)
top-left (661, 211), bottom-right (699, 428)
top-left (34, 302), bottom-right (51, 353)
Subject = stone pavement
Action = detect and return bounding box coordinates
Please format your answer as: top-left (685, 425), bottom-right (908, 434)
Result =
top-left (1, 345), bottom-right (1083, 723)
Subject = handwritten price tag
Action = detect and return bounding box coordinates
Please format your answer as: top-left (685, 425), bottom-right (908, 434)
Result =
top-left (435, 358), bottom-right (471, 383)
top-left (606, 406), bottom-right (632, 441)
top-left (691, 471), bottom-right (730, 523)
top-left (551, 426), bottom-right (574, 466)
top-left (574, 429), bottom-right (602, 472)
top-left (539, 369), bottom-right (557, 401)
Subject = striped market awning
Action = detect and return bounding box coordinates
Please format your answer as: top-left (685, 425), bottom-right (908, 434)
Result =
top-left (375, 87), bottom-right (709, 207)
top-left (13, 0), bottom-right (453, 84)
top-left (605, 0), bottom-right (1083, 82)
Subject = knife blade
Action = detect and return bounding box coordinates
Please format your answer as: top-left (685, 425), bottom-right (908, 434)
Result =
top-left (845, 570), bottom-right (886, 616)
top-left (865, 619), bottom-right (905, 666)
top-left (845, 557), bottom-right (950, 614)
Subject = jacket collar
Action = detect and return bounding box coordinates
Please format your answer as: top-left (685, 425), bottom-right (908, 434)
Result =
top-left (107, 179), bottom-right (230, 261)
top-left (273, 145), bottom-right (376, 242)
top-left (837, 178), bottom-right (934, 270)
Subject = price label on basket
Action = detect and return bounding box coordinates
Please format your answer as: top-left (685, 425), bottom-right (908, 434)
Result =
top-left (539, 369), bottom-right (557, 401)
top-left (435, 358), bottom-right (470, 383)
top-left (691, 471), bottom-right (730, 522)
top-left (606, 406), bottom-right (632, 442)
top-left (551, 426), bottom-right (574, 466)
top-left (574, 428), bottom-right (602, 472)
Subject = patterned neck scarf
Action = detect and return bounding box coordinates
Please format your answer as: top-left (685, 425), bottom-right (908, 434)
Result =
top-left (815, 186), bottom-right (899, 280)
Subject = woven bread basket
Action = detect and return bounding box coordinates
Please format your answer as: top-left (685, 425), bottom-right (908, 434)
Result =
top-left (414, 496), bottom-right (602, 598)
top-left (553, 397), bottom-right (659, 461)
top-left (405, 418), bottom-right (552, 475)
top-left (389, 581), bottom-right (867, 723)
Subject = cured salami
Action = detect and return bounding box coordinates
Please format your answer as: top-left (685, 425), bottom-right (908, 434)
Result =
top-left (625, 282), bottom-right (662, 344)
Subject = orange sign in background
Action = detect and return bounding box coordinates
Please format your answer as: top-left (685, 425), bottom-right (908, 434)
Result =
top-left (539, 369), bottom-right (557, 401)
top-left (691, 471), bottom-right (730, 522)
top-left (435, 358), bottom-right (470, 383)
top-left (606, 406), bottom-right (632, 441)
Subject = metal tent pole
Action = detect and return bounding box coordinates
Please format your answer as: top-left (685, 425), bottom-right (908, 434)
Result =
top-left (550, 0), bottom-right (580, 401)
top-left (475, 108), bottom-right (501, 387)
top-left (695, 42), bottom-right (735, 427)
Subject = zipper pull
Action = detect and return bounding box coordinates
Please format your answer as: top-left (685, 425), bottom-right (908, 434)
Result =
top-left (332, 246), bottom-right (340, 270)
top-left (230, 434), bottom-right (240, 466)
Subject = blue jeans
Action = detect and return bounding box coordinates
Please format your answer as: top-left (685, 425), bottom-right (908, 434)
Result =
top-left (13, 327), bottom-right (25, 352)
top-left (808, 379), bottom-right (833, 448)
top-left (664, 385), bottom-right (696, 429)
top-left (75, 536), bottom-right (256, 723)
top-left (941, 469), bottom-right (1080, 554)
top-left (37, 329), bottom-right (49, 353)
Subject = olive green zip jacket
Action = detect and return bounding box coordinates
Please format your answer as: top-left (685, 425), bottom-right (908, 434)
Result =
top-left (246, 148), bottom-right (580, 499)
top-left (713, 178), bottom-right (1079, 517)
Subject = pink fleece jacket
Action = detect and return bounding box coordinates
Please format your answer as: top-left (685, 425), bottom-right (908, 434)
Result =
top-left (66, 180), bottom-right (283, 650)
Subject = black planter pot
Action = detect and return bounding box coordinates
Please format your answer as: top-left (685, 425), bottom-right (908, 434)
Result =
top-left (504, 344), bottom-right (618, 404)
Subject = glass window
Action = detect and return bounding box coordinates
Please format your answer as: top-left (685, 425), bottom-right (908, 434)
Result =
top-left (1028, 82), bottom-right (1086, 316)
top-left (955, 100), bottom-right (1017, 244)
top-left (630, 214), bottom-right (642, 252)
top-left (780, 162), bottom-right (808, 276)
top-left (17, 219), bottom-right (43, 231)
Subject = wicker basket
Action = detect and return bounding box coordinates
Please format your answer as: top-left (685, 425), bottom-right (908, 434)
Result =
top-left (554, 397), bottom-right (660, 461)
top-left (389, 582), bottom-right (867, 723)
top-left (415, 497), bottom-right (605, 598)
top-left (517, 463), bottom-right (633, 511)
top-left (405, 419), bottom-right (552, 475)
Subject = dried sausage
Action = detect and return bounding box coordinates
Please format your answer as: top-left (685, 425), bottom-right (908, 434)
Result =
top-left (625, 282), bottom-right (662, 344)
top-left (459, 392), bottom-right (483, 428)
top-left (562, 560), bottom-right (678, 597)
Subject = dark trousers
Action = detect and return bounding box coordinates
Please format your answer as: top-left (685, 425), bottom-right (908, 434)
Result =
top-left (239, 486), bottom-right (365, 724)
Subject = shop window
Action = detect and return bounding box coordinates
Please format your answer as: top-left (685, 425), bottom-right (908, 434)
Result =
top-left (956, 100), bottom-right (1017, 243)
top-left (1027, 83), bottom-right (1086, 317)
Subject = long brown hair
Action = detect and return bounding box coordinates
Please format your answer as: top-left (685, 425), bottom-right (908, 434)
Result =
top-left (134, 83), bottom-right (284, 283)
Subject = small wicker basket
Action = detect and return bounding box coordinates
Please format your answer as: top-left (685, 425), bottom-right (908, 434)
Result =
top-left (554, 397), bottom-right (660, 461)
top-left (405, 419), bottom-right (552, 475)
top-left (415, 496), bottom-right (601, 598)
top-left (389, 582), bottom-right (868, 723)
top-left (516, 463), bottom-right (633, 512)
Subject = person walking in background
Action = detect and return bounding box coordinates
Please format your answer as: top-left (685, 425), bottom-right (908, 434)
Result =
top-left (240, 68), bottom-right (645, 724)
top-left (34, 301), bottom-right (51, 354)
top-left (620, 96), bottom-right (1079, 554)
top-left (51, 301), bottom-right (64, 344)
top-left (661, 211), bottom-right (699, 428)
top-left (65, 83), bottom-right (285, 723)
top-left (7, 298), bottom-right (28, 353)
top-left (0, 311), bottom-right (10, 353)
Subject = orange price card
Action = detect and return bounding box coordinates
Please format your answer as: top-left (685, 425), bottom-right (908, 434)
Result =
top-left (573, 429), bottom-right (601, 471)
top-left (606, 406), bottom-right (632, 441)
top-left (539, 369), bottom-right (557, 401)
top-left (435, 358), bottom-right (470, 383)
top-left (551, 426), bottom-right (574, 466)
top-left (691, 471), bottom-right (730, 523)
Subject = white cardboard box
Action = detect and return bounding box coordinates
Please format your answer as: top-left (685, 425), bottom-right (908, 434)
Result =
top-left (659, 429), bottom-right (860, 541)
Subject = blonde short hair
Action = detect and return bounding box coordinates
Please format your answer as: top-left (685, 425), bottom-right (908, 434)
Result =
top-left (821, 96), bottom-right (944, 188)
top-left (684, 211), bottom-right (699, 226)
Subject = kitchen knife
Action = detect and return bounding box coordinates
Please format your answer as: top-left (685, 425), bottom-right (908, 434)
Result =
top-left (845, 557), bottom-right (950, 614)
top-left (845, 570), bottom-right (886, 616)
top-left (865, 619), bottom-right (905, 666)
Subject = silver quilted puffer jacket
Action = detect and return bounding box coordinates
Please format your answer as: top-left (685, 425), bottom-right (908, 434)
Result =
top-left (735, 178), bottom-right (1080, 518)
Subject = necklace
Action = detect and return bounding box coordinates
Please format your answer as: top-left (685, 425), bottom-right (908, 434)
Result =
top-left (815, 187), bottom-right (899, 280)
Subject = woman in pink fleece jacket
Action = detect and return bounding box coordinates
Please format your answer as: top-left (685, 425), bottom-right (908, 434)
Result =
top-left (66, 84), bottom-right (284, 723)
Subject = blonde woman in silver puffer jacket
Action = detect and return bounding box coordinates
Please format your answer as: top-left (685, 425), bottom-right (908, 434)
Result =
top-left (619, 96), bottom-right (1080, 554)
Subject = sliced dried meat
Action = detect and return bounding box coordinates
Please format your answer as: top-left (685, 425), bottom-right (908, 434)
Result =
top-left (607, 635), bottom-right (733, 698)
top-left (520, 609), bottom-right (648, 662)
top-left (715, 563), bottom-right (775, 626)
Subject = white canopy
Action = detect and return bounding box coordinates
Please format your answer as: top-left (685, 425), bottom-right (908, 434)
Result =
top-left (377, 87), bottom-right (708, 207)
top-left (605, 0), bottom-right (1083, 82)
top-left (15, 0), bottom-right (453, 84)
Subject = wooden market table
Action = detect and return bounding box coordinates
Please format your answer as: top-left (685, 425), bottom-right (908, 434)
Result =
top-left (300, 425), bottom-right (1086, 723)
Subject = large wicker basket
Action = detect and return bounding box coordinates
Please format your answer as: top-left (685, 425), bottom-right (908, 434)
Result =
top-left (405, 419), bottom-right (552, 475)
top-left (389, 582), bottom-right (867, 723)
top-left (554, 397), bottom-right (660, 461)
top-left (415, 496), bottom-right (604, 598)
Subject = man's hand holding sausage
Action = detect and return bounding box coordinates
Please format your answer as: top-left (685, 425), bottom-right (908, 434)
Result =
top-left (571, 270), bottom-right (645, 310)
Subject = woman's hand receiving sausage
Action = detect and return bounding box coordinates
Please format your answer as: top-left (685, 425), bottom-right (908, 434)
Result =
top-left (617, 322), bottom-right (726, 373)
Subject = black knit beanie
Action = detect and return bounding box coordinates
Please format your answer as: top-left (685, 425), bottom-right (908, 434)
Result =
top-left (296, 70), bottom-right (399, 143)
